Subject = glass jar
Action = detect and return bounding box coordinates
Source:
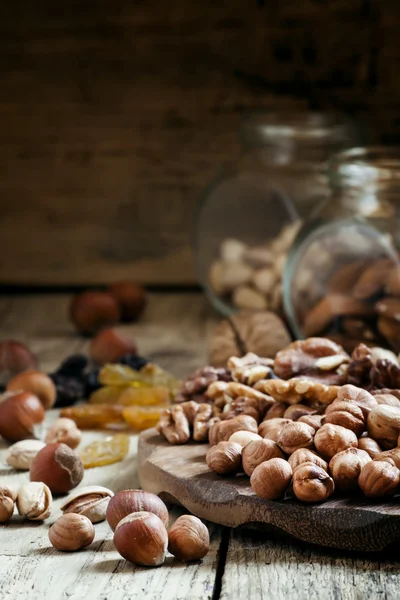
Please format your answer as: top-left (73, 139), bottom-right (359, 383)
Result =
top-left (284, 147), bottom-right (400, 352)
top-left (195, 111), bottom-right (357, 316)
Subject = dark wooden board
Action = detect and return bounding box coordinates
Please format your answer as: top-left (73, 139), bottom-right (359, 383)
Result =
top-left (138, 428), bottom-right (400, 552)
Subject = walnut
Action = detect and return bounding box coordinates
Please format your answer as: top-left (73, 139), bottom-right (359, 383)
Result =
top-left (323, 399), bottom-right (365, 436)
top-left (220, 395), bottom-right (274, 423)
top-left (370, 359), bottom-right (400, 390)
top-left (207, 381), bottom-right (274, 418)
top-left (277, 422), bottom-right (315, 455)
top-left (157, 401), bottom-right (216, 444)
top-left (193, 404), bottom-right (214, 442)
top-left (347, 344), bottom-right (400, 389)
top-left (273, 338), bottom-right (349, 385)
top-left (329, 448), bottom-right (371, 491)
top-left (208, 415), bottom-right (258, 446)
top-left (175, 366), bottom-right (231, 404)
top-left (228, 353), bottom-right (274, 386)
top-left (314, 423), bottom-right (358, 460)
top-left (254, 378), bottom-right (339, 406)
top-left (208, 310), bottom-right (291, 368)
top-left (347, 343), bottom-right (374, 388)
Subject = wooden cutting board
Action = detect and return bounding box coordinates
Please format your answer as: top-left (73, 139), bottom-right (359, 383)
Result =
top-left (138, 428), bottom-right (400, 552)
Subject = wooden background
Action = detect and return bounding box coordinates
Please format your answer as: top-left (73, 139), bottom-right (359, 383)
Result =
top-left (0, 0), bottom-right (398, 286)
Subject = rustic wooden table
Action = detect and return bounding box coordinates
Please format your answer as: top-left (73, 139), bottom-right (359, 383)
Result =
top-left (1, 292), bottom-right (400, 600)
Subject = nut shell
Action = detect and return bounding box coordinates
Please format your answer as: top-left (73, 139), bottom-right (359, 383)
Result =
top-left (114, 511), bottom-right (168, 566)
top-left (242, 438), bottom-right (284, 476)
top-left (288, 448), bottom-right (328, 472)
top-left (0, 484), bottom-right (16, 522)
top-left (209, 415), bottom-right (258, 446)
top-left (283, 404), bottom-right (317, 421)
top-left (358, 460), bottom-right (400, 497)
top-left (17, 481), bottom-right (52, 520)
top-left (30, 443), bottom-right (84, 494)
top-left (168, 515), bottom-right (210, 562)
top-left (277, 422), bottom-right (315, 455)
top-left (292, 462), bottom-right (335, 502)
top-left (106, 489), bottom-right (169, 531)
top-left (250, 458), bottom-right (292, 500)
top-left (49, 513), bottom-right (95, 551)
top-left (367, 405), bottom-right (400, 449)
top-left (258, 418), bottom-right (291, 441)
top-left (7, 370), bottom-right (56, 410)
top-left (89, 328), bottom-right (138, 365)
top-left (314, 424), bottom-right (358, 460)
top-left (0, 340), bottom-right (37, 385)
top-left (5, 439), bottom-right (46, 470)
top-left (69, 291), bottom-right (120, 335)
top-left (323, 400), bottom-right (365, 436)
top-left (44, 418), bottom-right (82, 449)
top-left (228, 431), bottom-right (261, 448)
top-left (206, 441), bottom-right (242, 475)
top-left (61, 485), bottom-right (114, 523)
top-left (329, 448), bottom-right (371, 491)
top-left (0, 391), bottom-right (45, 442)
top-left (357, 437), bottom-right (382, 459)
top-left (108, 281), bottom-right (146, 322)
top-left (374, 448), bottom-right (400, 469)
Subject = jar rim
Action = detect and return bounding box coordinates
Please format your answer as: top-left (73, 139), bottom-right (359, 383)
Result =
top-left (330, 146), bottom-right (400, 188)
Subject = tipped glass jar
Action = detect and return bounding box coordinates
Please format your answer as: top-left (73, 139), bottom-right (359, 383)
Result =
top-left (284, 147), bottom-right (400, 353)
top-left (195, 111), bottom-right (357, 316)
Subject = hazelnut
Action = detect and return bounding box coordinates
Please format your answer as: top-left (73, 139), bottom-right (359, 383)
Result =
top-left (114, 511), bottom-right (168, 566)
top-left (7, 370), bottom-right (56, 410)
top-left (250, 458), bottom-right (292, 500)
top-left (228, 430), bottom-right (261, 448)
top-left (242, 439), bottom-right (284, 476)
top-left (61, 485), bottom-right (114, 523)
top-left (30, 443), bottom-right (84, 494)
top-left (108, 281), bottom-right (147, 322)
top-left (17, 482), bottom-right (52, 520)
top-left (45, 418), bottom-right (82, 449)
top-left (258, 418), bottom-right (291, 441)
top-left (367, 405), bottom-right (400, 449)
top-left (263, 402), bottom-right (286, 420)
top-left (89, 328), bottom-right (138, 365)
top-left (329, 448), bottom-right (371, 491)
top-left (336, 385), bottom-right (377, 419)
top-left (298, 414), bottom-right (323, 430)
top-left (358, 460), bottom-right (400, 498)
top-left (374, 448), bottom-right (400, 469)
top-left (0, 391), bottom-right (45, 442)
top-left (49, 513), bottom-right (95, 551)
top-left (0, 484), bottom-right (16, 522)
top-left (314, 424), bottom-right (358, 460)
top-left (0, 340), bottom-right (37, 385)
top-left (357, 437), bottom-right (382, 459)
top-left (283, 404), bottom-right (317, 421)
top-left (206, 441), bottom-right (242, 475)
top-left (288, 448), bottom-right (328, 472)
top-left (277, 422), bottom-right (315, 455)
top-left (106, 489), bottom-right (169, 531)
top-left (292, 462), bottom-right (335, 503)
top-left (168, 515), bottom-right (210, 562)
top-left (375, 393), bottom-right (400, 407)
top-left (323, 400), bottom-right (365, 436)
top-left (69, 291), bottom-right (120, 335)
top-left (5, 439), bottom-right (46, 470)
top-left (209, 415), bottom-right (258, 446)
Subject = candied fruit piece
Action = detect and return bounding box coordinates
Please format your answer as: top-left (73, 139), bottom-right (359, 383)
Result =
top-left (117, 386), bottom-right (170, 407)
top-left (60, 404), bottom-right (124, 429)
top-left (89, 385), bottom-right (127, 405)
top-left (99, 364), bottom-right (149, 387)
top-left (122, 406), bottom-right (167, 431)
top-left (79, 433), bottom-right (130, 468)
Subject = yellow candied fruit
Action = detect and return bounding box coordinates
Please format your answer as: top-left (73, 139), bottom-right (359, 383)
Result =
top-left (61, 404), bottom-right (125, 429)
top-left (89, 386), bottom-right (126, 405)
top-left (89, 385), bottom-right (170, 407)
top-left (99, 364), bottom-right (150, 387)
top-left (79, 433), bottom-right (130, 468)
top-left (122, 405), bottom-right (166, 431)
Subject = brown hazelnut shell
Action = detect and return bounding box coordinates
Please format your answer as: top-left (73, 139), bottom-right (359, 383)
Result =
top-left (108, 281), bottom-right (146, 322)
top-left (69, 291), bottom-right (120, 335)
top-left (329, 448), bottom-right (371, 491)
top-left (30, 443), bottom-right (84, 494)
top-left (106, 489), bottom-right (169, 531)
top-left (114, 511), bottom-right (168, 566)
top-left (0, 391), bottom-right (45, 442)
top-left (250, 458), bottom-right (292, 500)
top-left (7, 370), bottom-right (56, 410)
top-left (89, 328), bottom-right (138, 365)
top-left (292, 462), bottom-right (335, 502)
top-left (242, 438), bottom-right (284, 476)
top-left (358, 460), bottom-right (400, 497)
top-left (168, 515), bottom-right (210, 562)
top-left (0, 340), bottom-right (38, 385)
top-left (49, 513), bottom-right (95, 551)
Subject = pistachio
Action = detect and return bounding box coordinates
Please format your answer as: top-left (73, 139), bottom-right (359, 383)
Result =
top-left (5, 439), bottom-right (46, 470)
top-left (60, 485), bottom-right (114, 523)
top-left (17, 482), bottom-right (52, 520)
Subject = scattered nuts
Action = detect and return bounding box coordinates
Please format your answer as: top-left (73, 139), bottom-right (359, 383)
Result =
top-left (45, 418), bottom-right (82, 449)
top-left (263, 402), bottom-right (287, 420)
top-left (228, 430), bottom-right (261, 447)
top-left (7, 370), bottom-right (56, 410)
top-left (114, 511), bottom-right (168, 566)
top-left (357, 437), bottom-right (382, 459)
top-left (314, 424), bottom-right (358, 460)
top-left (250, 458), bottom-right (292, 500)
top-left (292, 462), bottom-right (335, 502)
top-left (0, 484), bottom-right (16, 522)
top-left (49, 513), bottom-right (95, 551)
top-left (209, 415), bottom-right (258, 446)
top-left (17, 482), bottom-right (52, 520)
top-left (5, 439), bottom-right (46, 470)
top-left (69, 291), bottom-right (121, 335)
top-left (206, 441), bottom-right (242, 475)
top-left (329, 448), bottom-right (371, 491)
top-left (0, 391), bottom-right (45, 442)
top-left (242, 439), bottom-right (284, 476)
top-left (277, 422), bottom-right (315, 455)
top-left (89, 328), bottom-right (138, 365)
top-left (0, 340), bottom-right (38, 385)
top-left (283, 404), bottom-right (317, 421)
top-left (367, 405), bottom-right (400, 449)
top-left (336, 385), bottom-right (377, 418)
top-left (323, 399), bottom-right (365, 436)
top-left (258, 418), bottom-right (291, 441)
top-left (108, 281), bottom-right (146, 322)
top-left (30, 443), bottom-right (84, 494)
top-left (106, 489), bottom-right (169, 531)
top-left (374, 448), bottom-right (400, 469)
top-left (168, 515), bottom-right (210, 562)
top-left (297, 414), bottom-right (324, 430)
top-left (288, 448), bottom-right (328, 472)
top-left (358, 460), bottom-right (400, 498)
top-left (61, 485), bottom-right (114, 523)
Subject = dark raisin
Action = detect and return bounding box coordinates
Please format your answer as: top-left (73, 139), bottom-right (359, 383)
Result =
top-left (50, 374), bottom-right (85, 407)
top-left (56, 354), bottom-right (88, 378)
top-left (119, 354), bottom-right (149, 370)
top-left (83, 368), bottom-right (101, 396)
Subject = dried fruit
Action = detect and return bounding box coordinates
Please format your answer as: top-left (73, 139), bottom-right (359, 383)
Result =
top-left (69, 291), bottom-right (120, 335)
top-left (122, 405), bottom-right (167, 431)
top-left (108, 281), bottom-right (147, 322)
top-left (0, 340), bottom-right (37, 385)
top-left (60, 404), bottom-right (125, 429)
top-left (89, 328), bottom-right (138, 365)
top-left (78, 434), bottom-right (129, 468)
top-left (7, 370), bottom-right (56, 410)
